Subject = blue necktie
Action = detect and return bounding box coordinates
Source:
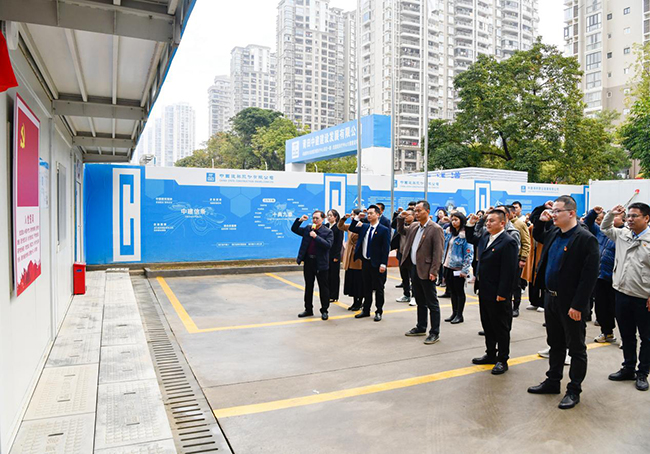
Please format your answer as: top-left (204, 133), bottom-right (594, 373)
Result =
top-left (367, 226), bottom-right (375, 258)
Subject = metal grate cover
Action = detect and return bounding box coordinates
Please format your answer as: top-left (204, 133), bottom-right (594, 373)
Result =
top-left (131, 276), bottom-right (233, 454)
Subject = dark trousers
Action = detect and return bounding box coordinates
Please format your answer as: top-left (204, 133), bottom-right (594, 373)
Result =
top-left (361, 259), bottom-right (386, 315)
top-left (303, 256), bottom-right (330, 314)
top-left (511, 267), bottom-right (523, 310)
top-left (594, 278), bottom-right (616, 335)
top-left (399, 263), bottom-right (411, 298)
top-left (329, 259), bottom-right (341, 301)
top-left (443, 266), bottom-right (466, 317)
top-left (479, 292), bottom-right (512, 362)
top-left (615, 290), bottom-right (650, 376)
top-left (411, 266), bottom-right (441, 335)
top-left (544, 293), bottom-right (587, 394)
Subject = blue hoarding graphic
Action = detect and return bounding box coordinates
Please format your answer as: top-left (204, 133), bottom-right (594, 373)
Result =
top-left (84, 165), bottom-right (586, 265)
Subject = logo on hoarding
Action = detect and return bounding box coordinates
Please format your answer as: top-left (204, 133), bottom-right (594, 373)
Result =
top-left (291, 141), bottom-right (300, 159)
top-left (521, 185), bottom-right (527, 193)
top-left (207, 172), bottom-right (216, 182)
top-left (112, 168), bottom-right (141, 262)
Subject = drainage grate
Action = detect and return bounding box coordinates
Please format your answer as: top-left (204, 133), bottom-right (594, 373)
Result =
top-left (131, 276), bottom-right (233, 454)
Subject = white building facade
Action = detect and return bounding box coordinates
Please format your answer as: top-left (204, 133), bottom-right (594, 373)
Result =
top-left (230, 45), bottom-right (277, 115)
top-left (163, 102), bottom-right (196, 167)
top-left (208, 75), bottom-right (233, 137)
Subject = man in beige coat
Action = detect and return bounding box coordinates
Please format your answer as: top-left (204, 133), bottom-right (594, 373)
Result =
top-left (397, 200), bottom-right (445, 344)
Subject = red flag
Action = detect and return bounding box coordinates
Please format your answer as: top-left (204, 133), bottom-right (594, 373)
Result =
top-left (0, 33), bottom-right (18, 93)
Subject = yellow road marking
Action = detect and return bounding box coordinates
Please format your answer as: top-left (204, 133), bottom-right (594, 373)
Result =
top-left (213, 342), bottom-right (611, 418)
top-left (266, 273), bottom-right (348, 309)
top-left (156, 277), bottom-right (200, 334)
top-left (155, 275), bottom-right (478, 333)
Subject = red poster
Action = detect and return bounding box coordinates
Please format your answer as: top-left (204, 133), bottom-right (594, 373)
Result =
top-left (13, 94), bottom-right (41, 296)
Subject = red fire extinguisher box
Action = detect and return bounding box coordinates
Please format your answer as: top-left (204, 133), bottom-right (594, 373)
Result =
top-left (73, 262), bottom-right (86, 295)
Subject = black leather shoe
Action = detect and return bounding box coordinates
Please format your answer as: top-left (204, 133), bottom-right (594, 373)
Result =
top-left (395, 283), bottom-right (404, 288)
top-left (424, 334), bottom-right (440, 344)
top-left (608, 368), bottom-right (636, 381)
top-left (444, 314), bottom-right (456, 322)
top-left (513, 309), bottom-right (520, 318)
top-left (491, 362), bottom-right (508, 375)
top-left (321, 312), bottom-right (329, 321)
top-left (355, 312), bottom-right (371, 319)
top-left (348, 305), bottom-right (361, 311)
top-left (636, 375), bottom-right (649, 391)
top-left (558, 393), bottom-right (580, 409)
top-left (374, 313), bottom-right (382, 322)
top-left (440, 293), bottom-right (451, 298)
top-left (298, 311), bottom-right (314, 318)
top-left (527, 381), bottom-right (561, 394)
top-left (472, 355), bottom-right (498, 365)
top-left (405, 327), bottom-right (426, 336)
top-left (478, 330), bottom-right (485, 336)
top-left (450, 315), bottom-right (464, 324)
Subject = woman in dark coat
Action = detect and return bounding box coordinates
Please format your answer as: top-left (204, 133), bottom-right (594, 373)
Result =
top-left (326, 209), bottom-right (344, 302)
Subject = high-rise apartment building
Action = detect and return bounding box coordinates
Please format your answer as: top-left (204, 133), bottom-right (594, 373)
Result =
top-left (230, 45), bottom-right (277, 115)
top-left (358, 0), bottom-right (537, 172)
top-left (564, 0), bottom-right (644, 177)
top-left (162, 102), bottom-right (196, 167)
top-left (276, 0), bottom-right (353, 132)
top-left (207, 75), bottom-right (232, 137)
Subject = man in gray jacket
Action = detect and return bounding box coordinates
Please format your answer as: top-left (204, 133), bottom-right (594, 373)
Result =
top-left (601, 202), bottom-right (650, 392)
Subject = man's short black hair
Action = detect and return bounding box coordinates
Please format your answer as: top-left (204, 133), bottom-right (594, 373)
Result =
top-left (416, 200), bottom-right (431, 212)
top-left (312, 210), bottom-right (326, 219)
top-left (629, 202), bottom-right (650, 218)
top-left (487, 209), bottom-right (507, 223)
top-left (408, 201), bottom-right (417, 207)
top-left (555, 195), bottom-right (577, 212)
top-left (367, 204), bottom-right (381, 214)
top-left (512, 201), bottom-right (522, 208)
top-left (376, 202), bottom-right (385, 212)
top-left (505, 204), bottom-right (516, 214)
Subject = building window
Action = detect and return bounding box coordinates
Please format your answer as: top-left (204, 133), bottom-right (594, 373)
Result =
top-left (624, 47), bottom-right (631, 54)
top-left (587, 32), bottom-right (601, 50)
top-left (587, 13), bottom-right (602, 32)
top-left (585, 91), bottom-right (602, 108)
top-left (607, 13), bottom-right (612, 20)
top-left (624, 27), bottom-right (631, 34)
top-left (624, 67), bottom-right (630, 74)
top-left (607, 91), bottom-right (612, 98)
top-left (624, 7), bottom-right (630, 15)
top-left (607, 52), bottom-right (612, 58)
top-left (586, 71), bottom-right (601, 89)
top-left (586, 52), bottom-right (602, 70)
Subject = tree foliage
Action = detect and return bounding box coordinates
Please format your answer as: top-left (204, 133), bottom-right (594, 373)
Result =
top-left (231, 108), bottom-right (283, 146)
top-left (428, 40), bottom-right (628, 183)
top-left (306, 156), bottom-right (358, 173)
top-left (251, 117), bottom-right (309, 170)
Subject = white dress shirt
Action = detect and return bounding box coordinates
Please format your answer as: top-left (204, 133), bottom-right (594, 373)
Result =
top-left (362, 221), bottom-right (379, 260)
top-left (486, 229), bottom-right (504, 249)
top-left (410, 220), bottom-right (430, 264)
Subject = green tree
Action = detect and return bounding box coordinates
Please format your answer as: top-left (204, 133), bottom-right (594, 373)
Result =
top-left (306, 156), bottom-right (357, 173)
top-left (251, 117), bottom-right (309, 170)
top-left (426, 119), bottom-right (481, 170)
top-left (175, 132), bottom-right (255, 169)
top-left (230, 107), bottom-right (283, 146)
top-left (451, 40), bottom-right (585, 181)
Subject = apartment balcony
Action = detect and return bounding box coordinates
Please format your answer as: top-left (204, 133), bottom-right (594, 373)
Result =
top-left (398, 117), bottom-right (420, 126)
top-left (455, 8), bottom-right (474, 18)
top-left (400, 58), bottom-right (421, 69)
top-left (401, 3), bottom-right (420, 15)
top-left (456, 19), bottom-right (474, 31)
top-left (455, 29), bottom-right (473, 39)
top-left (400, 71), bottom-right (420, 81)
top-left (454, 48), bottom-right (474, 59)
top-left (502, 1), bottom-right (519, 13)
top-left (401, 38), bottom-right (421, 49)
top-left (502, 22), bottom-right (520, 33)
top-left (400, 14), bottom-right (420, 27)
top-left (399, 129), bottom-right (420, 139)
top-left (399, 105), bottom-right (420, 115)
top-left (400, 94), bottom-right (420, 104)
top-left (457, 0), bottom-right (473, 7)
top-left (399, 81), bottom-right (420, 93)
top-left (399, 139), bottom-right (420, 148)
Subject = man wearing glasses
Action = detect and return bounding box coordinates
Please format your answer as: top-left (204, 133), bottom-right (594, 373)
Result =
top-left (292, 211), bottom-right (334, 320)
top-left (527, 196), bottom-right (600, 409)
top-left (601, 202), bottom-right (650, 392)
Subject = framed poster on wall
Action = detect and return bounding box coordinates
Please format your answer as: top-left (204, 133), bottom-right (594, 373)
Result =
top-left (13, 94), bottom-right (41, 296)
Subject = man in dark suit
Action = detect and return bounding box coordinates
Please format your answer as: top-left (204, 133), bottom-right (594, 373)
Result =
top-left (466, 209), bottom-right (519, 374)
top-left (291, 211), bottom-right (334, 320)
top-left (527, 196), bottom-right (599, 409)
top-left (375, 202), bottom-right (392, 230)
top-left (348, 205), bottom-right (391, 321)
top-left (397, 200), bottom-right (445, 344)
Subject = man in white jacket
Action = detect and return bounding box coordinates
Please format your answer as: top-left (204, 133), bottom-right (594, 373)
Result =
top-left (601, 202), bottom-right (650, 392)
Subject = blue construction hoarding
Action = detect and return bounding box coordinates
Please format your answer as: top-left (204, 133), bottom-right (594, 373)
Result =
top-left (84, 165), bottom-right (587, 265)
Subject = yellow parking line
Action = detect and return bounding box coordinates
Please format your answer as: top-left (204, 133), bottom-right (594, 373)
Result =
top-left (213, 342), bottom-right (611, 418)
top-left (155, 275), bottom-right (478, 334)
top-left (156, 277), bottom-right (200, 334)
top-left (266, 273), bottom-right (348, 309)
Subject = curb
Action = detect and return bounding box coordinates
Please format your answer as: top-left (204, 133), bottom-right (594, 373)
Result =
top-left (144, 264), bottom-right (303, 278)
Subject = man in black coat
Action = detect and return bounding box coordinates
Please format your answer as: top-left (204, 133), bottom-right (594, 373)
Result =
top-left (291, 211), bottom-right (334, 320)
top-left (347, 205), bottom-right (391, 321)
top-left (466, 209), bottom-right (519, 375)
top-left (527, 196), bottom-right (600, 409)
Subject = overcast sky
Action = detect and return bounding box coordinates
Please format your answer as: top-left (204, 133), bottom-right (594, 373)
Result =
top-left (150, 0), bottom-right (566, 148)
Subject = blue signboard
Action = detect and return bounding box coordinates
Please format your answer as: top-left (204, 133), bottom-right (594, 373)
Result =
top-left (84, 165), bottom-right (587, 265)
top-left (285, 114), bottom-right (391, 164)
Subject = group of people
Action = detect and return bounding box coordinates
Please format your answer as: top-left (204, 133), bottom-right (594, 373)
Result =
top-left (291, 196), bottom-right (650, 409)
